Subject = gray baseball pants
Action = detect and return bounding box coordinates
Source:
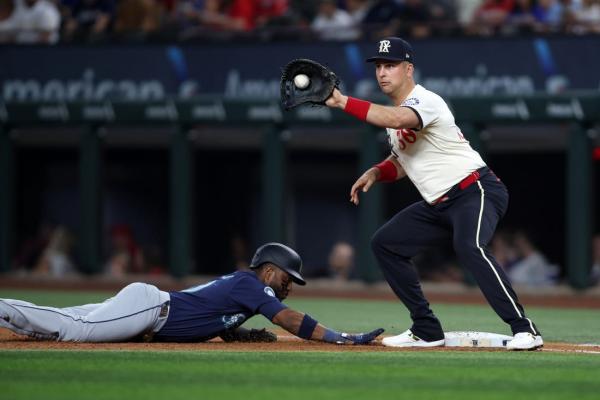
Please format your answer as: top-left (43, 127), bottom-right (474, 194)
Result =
top-left (0, 282), bottom-right (170, 342)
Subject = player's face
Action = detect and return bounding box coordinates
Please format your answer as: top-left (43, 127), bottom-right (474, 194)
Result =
top-left (265, 265), bottom-right (293, 301)
top-left (374, 61), bottom-right (413, 96)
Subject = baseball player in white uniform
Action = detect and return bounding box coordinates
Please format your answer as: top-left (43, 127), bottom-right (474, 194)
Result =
top-left (325, 37), bottom-right (543, 350)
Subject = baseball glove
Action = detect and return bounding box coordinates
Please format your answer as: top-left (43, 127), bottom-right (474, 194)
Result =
top-left (220, 327), bottom-right (277, 343)
top-left (280, 58), bottom-right (340, 110)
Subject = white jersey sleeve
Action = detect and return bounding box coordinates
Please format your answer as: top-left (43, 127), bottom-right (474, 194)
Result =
top-left (401, 92), bottom-right (438, 130)
top-left (386, 84), bottom-right (486, 204)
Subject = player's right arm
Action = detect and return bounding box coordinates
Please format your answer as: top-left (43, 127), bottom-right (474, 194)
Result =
top-left (272, 309), bottom-right (326, 339)
top-left (350, 156), bottom-right (406, 205)
top-left (236, 275), bottom-right (382, 345)
top-left (325, 88), bottom-right (420, 130)
top-left (271, 308), bottom-right (383, 345)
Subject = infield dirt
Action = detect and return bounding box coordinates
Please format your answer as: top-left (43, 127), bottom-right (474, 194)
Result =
top-left (1, 329), bottom-right (598, 354)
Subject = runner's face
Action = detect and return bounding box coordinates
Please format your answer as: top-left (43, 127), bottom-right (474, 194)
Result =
top-left (265, 265), bottom-right (292, 301)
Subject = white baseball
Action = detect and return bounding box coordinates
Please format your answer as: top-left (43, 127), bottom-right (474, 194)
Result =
top-left (294, 74), bottom-right (310, 89)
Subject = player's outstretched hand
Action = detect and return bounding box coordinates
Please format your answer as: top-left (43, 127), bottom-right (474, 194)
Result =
top-left (325, 88), bottom-right (347, 109)
top-left (350, 168), bottom-right (379, 205)
top-left (338, 328), bottom-right (385, 345)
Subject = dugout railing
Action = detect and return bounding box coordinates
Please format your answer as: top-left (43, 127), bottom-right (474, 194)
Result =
top-left (0, 94), bottom-right (598, 288)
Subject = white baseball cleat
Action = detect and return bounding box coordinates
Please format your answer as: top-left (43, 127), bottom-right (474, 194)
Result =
top-left (506, 332), bottom-right (543, 351)
top-left (382, 329), bottom-right (445, 348)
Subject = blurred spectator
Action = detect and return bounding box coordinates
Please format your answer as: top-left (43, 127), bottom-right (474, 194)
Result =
top-left (508, 231), bottom-right (559, 286)
top-left (253, 0), bottom-right (299, 40)
top-left (176, 0), bottom-right (252, 37)
top-left (11, 0), bottom-right (61, 44)
top-left (0, 0), bottom-right (596, 43)
top-left (506, 0), bottom-right (563, 33)
top-left (505, 0), bottom-right (538, 33)
top-left (254, 0), bottom-right (289, 28)
top-left (1, 0), bottom-right (598, 45)
top-left (0, 0), bottom-right (17, 42)
top-left (33, 226), bottom-right (77, 277)
top-left (456, 0), bottom-right (484, 26)
top-left (61, 0), bottom-right (115, 42)
top-left (311, 0), bottom-right (360, 40)
top-left (145, 244), bottom-right (167, 275)
top-left (171, 0), bottom-right (205, 29)
top-left (346, 0), bottom-right (370, 25)
top-left (105, 224), bottom-right (145, 276)
top-left (13, 222), bottom-right (55, 273)
top-left (533, 0), bottom-right (564, 32)
top-left (178, 0), bottom-right (290, 33)
top-left (114, 0), bottom-right (162, 38)
top-left (361, 0), bottom-right (403, 39)
top-left (397, 0), bottom-right (433, 38)
top-left (591, 234), bottom-right (600, 285)
top-left (428, 0), bottom-right (459, 34)
top-left (221, 0), bottom-right (255, 30)
top-left (157, 0), bottom-right (176, 13)
top-left (230, 234), bottom-right (251, 271)
top-left (414, 250), bottom-right (464, 283)
top-left (288, 0), bottom-right (320, 25)
top-left (469, 0), bottom-right (515, 35)
top-left (327, 241), bottom-right (355, 281)
top-left (491, 230), bottom-right (519, 271)
top-left (561, 0), bottom-right (582, 31)
top-left (569, 0), bottom-right (600, 33)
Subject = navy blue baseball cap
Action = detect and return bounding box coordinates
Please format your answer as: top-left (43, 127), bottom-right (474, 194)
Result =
top-left (366, 37), bottom-right (414, 64)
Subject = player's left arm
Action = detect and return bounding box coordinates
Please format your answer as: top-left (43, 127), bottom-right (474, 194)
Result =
top-left (271, 308), bottom-right (384, 345)
top-left (326, 88), bottom-right (420, 130)
top-left (350, 156), bottom-right (406, 205)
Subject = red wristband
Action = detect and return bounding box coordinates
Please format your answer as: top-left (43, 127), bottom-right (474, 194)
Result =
top-left (344, 97), bottom-right (371, 121)
top-left (374, 160), bottom-right (398, 182)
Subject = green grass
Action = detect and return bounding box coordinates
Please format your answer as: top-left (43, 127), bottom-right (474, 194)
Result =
top-left (1, 289), bottom-right (600, 400)
top-left (0, 289), bottom-right (110, 307)
top-left (1, 351), bottom-right (599, 400)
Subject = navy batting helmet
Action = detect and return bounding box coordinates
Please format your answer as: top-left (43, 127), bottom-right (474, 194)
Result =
top-left (250, 242), bottom-right (306, 286)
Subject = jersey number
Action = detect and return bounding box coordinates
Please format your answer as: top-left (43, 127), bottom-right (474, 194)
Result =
top-left (395, 129), bottom-right (417, 150)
